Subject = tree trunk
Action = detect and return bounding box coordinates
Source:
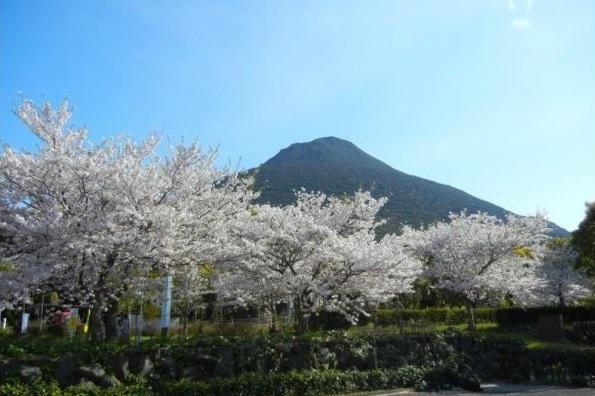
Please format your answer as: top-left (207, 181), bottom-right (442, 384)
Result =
top-left (296, 314), bottom-right (309, 333)
top-left (105, 300), bottom-right (119, 342)
top-left (269, 304), bottom-right (278, 332)
top-left (465, 304), bottom-right (476, 331)
top-left (294, 297), bottom-right (310, 333)
top-left (90, 298), bottom-right (120, 342)
top-left (90, 304), bottom-right (106, 342)
top-left (119, 315), bottom-right (130, 343)
top-left (558, 292), bottom-right (566, 308)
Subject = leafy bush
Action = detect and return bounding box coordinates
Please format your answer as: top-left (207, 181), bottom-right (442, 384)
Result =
top-left (3, 326), bottom-right (595, 393)
top-left (496, 306), bottom-right (595, 328)
top-left (373, 307), bottom-right (495, 326)
top-left (161, 368), bottom-right (426, 396)
top-left (0, 368), bottom-right (426, 396)
top-left (0, 381), bottom-right (147, 396)
top-left (0, 381), bottom-right (62, 396)
top-left (576, 375), bottom-right (595, 388)
top-left (308, 311), bottom-right (356, 330)
top-left (566, 321), bottom-right (595, 346)
top-left (3, 343), bottom-right (26, 358)
top-left (0, 333), bottom-right (124, 367)
top-left (421, 363), bottom-right (481, 392)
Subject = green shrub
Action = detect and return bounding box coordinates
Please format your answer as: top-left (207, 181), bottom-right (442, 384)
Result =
top-left (496, 306), bottom-right (595, 328)
top-left (566, 321), bottom-right (595, 345)
top-left (0, 381), bottom-right (148, 396)
top-left (4, 343), bottom-right (26, 358)
top-left (0, 381), bottom-right (62, 396)
top-left (161, 368), bottom-right (426, 396)
top-left (308, 311), bottom-right (353, 331)
top-left (373, 307), bottom-right (495, 326)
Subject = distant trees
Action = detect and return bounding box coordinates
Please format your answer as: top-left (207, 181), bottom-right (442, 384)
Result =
top-left (572, 202), bottom-right (595, 277)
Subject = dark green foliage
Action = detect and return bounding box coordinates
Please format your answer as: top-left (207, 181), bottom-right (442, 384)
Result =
top-left (161, 368), bottom-right (426, 396)
top-left (0, 334), bottom-right (124, 366)
top-left (0, 380), bottom-right (147, 396)
top-left (307, 311), bottom-right (352, 331)
top-left (572, 202), bottom-right (595, 276)
top-left (566, 321), bottom-right (595, 346)
top-left (373, 307), bottom-right (496, 326)
top-left (495, 306), bottom-right (595, 328)
top-left (421, 361), bottom-right (481, 392)
top-left (0, 368), bottom-right (425, 396)
top-left (3, 329), bottom-right (595, 394)
top-left (573, 375), bottom-right (595, 388)
top-left (250, 137), bottom-right (568, 236)
top-left (308, 311), bottom-right (371, 331)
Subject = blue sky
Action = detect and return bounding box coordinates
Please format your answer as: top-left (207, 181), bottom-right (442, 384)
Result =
top-left (1, 1), bottom-right (594, 231)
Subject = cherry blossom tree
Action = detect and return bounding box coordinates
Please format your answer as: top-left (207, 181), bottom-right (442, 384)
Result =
top-left (0, 262), bottom-right (31, 314)
top-left (0, 100), bottom-right (256, 340)
top-left (531, 241), bottom-right (592, 307)
top-left (401, 211), bottom-right (550, 329)
top-left (218, 190), bottom-right (422, 332)
top-left (172, 262), bottom-right (213, 335)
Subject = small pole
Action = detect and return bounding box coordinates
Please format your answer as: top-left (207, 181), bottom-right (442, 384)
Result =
top-left (39, 294), bottom-right (45, 333)
top-left (135, 301), bottom-right (143, 349)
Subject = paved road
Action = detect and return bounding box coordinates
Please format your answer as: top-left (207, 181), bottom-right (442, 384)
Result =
top-left (345, 384), bottom-right (594, 395)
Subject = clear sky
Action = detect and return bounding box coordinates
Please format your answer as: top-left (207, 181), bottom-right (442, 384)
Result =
top-left (1, 1), bottom-right (594, 231)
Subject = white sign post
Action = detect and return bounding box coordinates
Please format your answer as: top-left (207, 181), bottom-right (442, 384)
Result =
top-left (20, 312), bottom-right (29, 335)
top-left (160, 275), bottom-right (172, 337)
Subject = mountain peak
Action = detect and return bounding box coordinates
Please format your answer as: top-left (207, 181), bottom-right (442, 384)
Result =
top-left (264, 137), bottom-right (390, 170)
top-left (307, 136), bottom-right (349, 143)
top-left (252, 138), bottom-right (569, 237)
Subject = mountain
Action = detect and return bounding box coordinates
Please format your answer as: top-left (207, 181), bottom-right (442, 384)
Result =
top-left (248, 137), bottom-right (568, 236)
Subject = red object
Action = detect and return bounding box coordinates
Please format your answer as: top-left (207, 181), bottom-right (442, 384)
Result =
top-left (50, 310), bottom-right (71, 325)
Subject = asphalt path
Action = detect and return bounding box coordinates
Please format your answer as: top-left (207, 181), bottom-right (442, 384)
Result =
top-left (344, 384), bottom-right (594, 395)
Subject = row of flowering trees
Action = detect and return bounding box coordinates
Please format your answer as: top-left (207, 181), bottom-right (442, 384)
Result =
top-left (0, 101), bottom-right (592, 338)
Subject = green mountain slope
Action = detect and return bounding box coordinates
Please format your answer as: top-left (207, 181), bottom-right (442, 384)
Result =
top-left (249, 137), bottom-right (568, 236)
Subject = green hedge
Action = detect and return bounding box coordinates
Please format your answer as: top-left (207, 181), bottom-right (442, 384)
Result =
top-left (0, 368), bottom-right (446, 396)
top-left (161, 367), bottom-right (432, 396)
top-left (374, 306), bottom-right (595, 328)
top-left (373, 307), bottom-right (495, 326)
top-left (0, 381), bottom-right (147, 396)
top-left (495, 306), bottom-right (595, 328)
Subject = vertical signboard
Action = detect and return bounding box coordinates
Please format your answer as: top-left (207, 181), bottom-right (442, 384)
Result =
top-left (160, 275), bottom-right (172, 336)
top-left (20, 312), bottom-right (29, 335)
